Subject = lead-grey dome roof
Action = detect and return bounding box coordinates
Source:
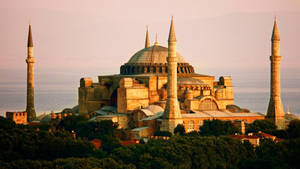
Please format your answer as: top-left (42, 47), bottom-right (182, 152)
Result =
top-left (127, 45), bottom-right (186, 64)
top-left (120, 44), bottom-right (195, 75)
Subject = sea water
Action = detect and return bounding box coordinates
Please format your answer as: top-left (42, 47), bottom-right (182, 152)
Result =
top-left (0, 72), bottom-right (299, 117)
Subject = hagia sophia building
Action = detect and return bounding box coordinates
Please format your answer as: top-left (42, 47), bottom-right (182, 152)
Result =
top-left (8, 17), bottom-right (289, 138)
top-left (78, 17), bottom-right (266, 136)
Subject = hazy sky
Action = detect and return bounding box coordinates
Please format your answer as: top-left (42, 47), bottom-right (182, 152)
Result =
top-left (0, 0), bottom-right (300, 92)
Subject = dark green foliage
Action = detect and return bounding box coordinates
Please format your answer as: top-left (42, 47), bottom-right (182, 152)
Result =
top-left (0, 116), bottom-right (16, 129)
top-left (186, 130), bottom-right (199, 136)
top-left (111, 136), bottom-right (253, 169)
top-left (115, 129), bottom-right (133, 141)
top-left (0, 128), bottom-right (94, 162)
top-left (0, 159), bottom-right (53, 169)
top-left (58, 117), bottom-right (122, 153)
top-left (247, 119), bottom-right (277, 133)
top-left (1, 116), bottom-right (300, 169)
top-left (286, 119), bottom-right (300, 139)
top-left (240, 138), bottom-right (300, 169)
top-left (174, 124), bottom-right (185, 136)
top-left (0, 157), bottom-right (136, 169)
top-left (101, 135), bottom-right (121, 153)
top-left (58, 116), bottom-right (119, 140)
top-left (153, 130), bottom-right (172, 137)
top-left (0, 127), bottom-right (299, 169)
top-left (199, 119), bottom-right (239, 136)
top-left (270, 129), bottom-right (289, 139)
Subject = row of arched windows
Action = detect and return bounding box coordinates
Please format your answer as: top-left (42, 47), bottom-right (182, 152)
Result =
top-left (120, 64), bottom-right (195, 75)
top-left (14, 112), bottom-right (26, 116)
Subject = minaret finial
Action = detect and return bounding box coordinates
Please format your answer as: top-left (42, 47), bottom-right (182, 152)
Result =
top-left (168, 16), bottom-right (176, 42)
top-left (272, 17), bottom-right (280, 41)
top-left (154, 33), bottom-right (159, 46)
top-left (145, 26), bottom-right (150, 48)
top-left (28, 24), bottom-right (33, 47)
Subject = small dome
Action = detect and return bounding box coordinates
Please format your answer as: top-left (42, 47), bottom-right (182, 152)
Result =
top-left (127, 45), bottom-right (186, 64)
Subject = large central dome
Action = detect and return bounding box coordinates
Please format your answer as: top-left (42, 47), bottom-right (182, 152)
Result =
top-left (127, 45), bottom-right (186, 64)
top-left (120, 39), bottom-right (195, 75)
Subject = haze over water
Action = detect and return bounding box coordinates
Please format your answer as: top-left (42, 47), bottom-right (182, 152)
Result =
top-left (0, 68), bottom-right (299, 117)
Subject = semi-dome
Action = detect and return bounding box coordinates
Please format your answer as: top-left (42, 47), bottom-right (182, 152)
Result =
top-left (127, 45), bottom-right (186, 64)
top-left (120, 44), bottom-right (195, 76)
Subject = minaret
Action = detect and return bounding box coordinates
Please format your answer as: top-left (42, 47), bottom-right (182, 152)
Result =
top-left (145, 26), bottom-right (150, 48)
top-left (266, 19), bottom-right (285, 129)
top-left (26, 24), bottom-right (36, 122)
top-left (161, 17), bottom-right (183, 133)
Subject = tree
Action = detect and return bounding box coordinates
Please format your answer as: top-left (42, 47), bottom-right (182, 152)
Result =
top-left (153, 131), bottom-right (172, 137)
top-left (0, 128), bottom-right (94, 161)
top-left (174, 124), bottom-right (185, 136)
top-left (247, 119), bottom-right (277, 133)
top-left (0, 157), bottom-right (136, 169)
top-left (57, 115), bottom-right (88, 131)
top-left (286, 119), bottom-right (300, 139)
top-left (199, 119), bottom-right (239, 136)
top-left (115, 129), bottom-right (133, 140)
top-left (0, 117), bottom-right (16, 129)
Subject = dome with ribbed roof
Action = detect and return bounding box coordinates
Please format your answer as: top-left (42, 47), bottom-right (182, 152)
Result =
top-left (127, 45), bottom-right (186, 64)
top-left (120, 44), bottom-right (195, 76)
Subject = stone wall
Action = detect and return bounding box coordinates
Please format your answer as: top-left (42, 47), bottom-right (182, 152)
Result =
top-left (118, 78), bottom-right (149, 113)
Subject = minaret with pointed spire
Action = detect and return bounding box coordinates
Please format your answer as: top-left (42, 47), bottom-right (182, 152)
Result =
top-left (26, 24), bottom-right (36, 122)
top-left (266, 18), bottom-right (285, 129)
top-left (161, 17), bottom-right (183, 133)
top-left (145, 26), bottom-right (150, 48)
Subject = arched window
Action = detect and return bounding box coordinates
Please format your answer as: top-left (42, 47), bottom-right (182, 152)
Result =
top-left (180, 67), bottom-right (184, 73)
top-left (126, 67), bottom-right (130, 74)
top-left (199, 98), bottom-right (218, 111)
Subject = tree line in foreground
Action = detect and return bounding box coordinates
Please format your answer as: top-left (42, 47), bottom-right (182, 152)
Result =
top-left (0, 116), bottom-right (299, 169)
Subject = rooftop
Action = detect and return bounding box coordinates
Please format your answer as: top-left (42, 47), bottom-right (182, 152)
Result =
top-left (127, 45), bottom-right (186, 64)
